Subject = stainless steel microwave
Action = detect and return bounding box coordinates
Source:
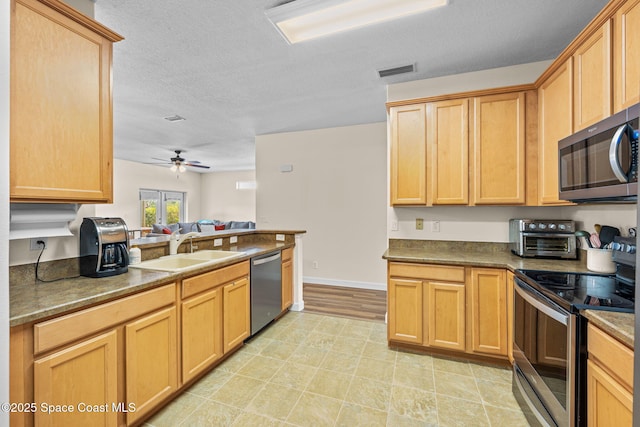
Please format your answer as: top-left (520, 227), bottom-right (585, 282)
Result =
top-left (558, 103), bottom-right (639, 202)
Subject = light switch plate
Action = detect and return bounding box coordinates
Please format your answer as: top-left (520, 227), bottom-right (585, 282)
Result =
top-left (276, 234), bottom-right (285, 241)
top-left (214, 238), bottom-right (223, 247)
top-left (230, 236), bottom-right (238, 244)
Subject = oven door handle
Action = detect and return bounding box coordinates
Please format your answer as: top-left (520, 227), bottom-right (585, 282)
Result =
top-left (514, 281), bottom-right (568, 326)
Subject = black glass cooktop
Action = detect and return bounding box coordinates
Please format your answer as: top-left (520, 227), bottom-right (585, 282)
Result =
top-left (516, 270), bottom-right (634, 313)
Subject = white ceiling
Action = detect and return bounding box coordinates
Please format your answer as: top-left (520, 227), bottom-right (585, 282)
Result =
top-left (94, 0), bottom-right (609, 172)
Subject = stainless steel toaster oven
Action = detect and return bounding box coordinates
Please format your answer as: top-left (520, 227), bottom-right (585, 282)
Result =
top-left (509, 219), bottom-right (577, 259)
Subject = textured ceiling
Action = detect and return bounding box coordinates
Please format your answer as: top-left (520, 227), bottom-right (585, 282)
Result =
top-left (94, 0), bottom-right (609, 172)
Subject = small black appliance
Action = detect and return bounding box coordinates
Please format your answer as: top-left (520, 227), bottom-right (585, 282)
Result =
top-left (80, 217), bottom-right (130, 278)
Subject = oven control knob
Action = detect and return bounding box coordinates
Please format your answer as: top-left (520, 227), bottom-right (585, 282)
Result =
top-left (558, 224), bottom-right (566, 231)
top-left (538, 223), bottom-right (547, 230)
top-left (549, 223), bottom-right (557, 230)
top-left (528, 223), bottom-right (537, 230)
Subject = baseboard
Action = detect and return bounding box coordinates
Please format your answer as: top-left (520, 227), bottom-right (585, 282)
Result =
top-left (291, 301), bottom-right (304, 312)
top-left (302, 276), bottom-right (386, 291)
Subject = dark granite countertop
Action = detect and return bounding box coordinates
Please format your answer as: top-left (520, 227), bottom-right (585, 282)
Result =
top-left (10, 241), bottom-right (294, 327)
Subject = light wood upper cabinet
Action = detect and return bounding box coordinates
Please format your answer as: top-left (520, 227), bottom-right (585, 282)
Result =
top-left (427, 99), bottom-right (469, 205)
top-left (223, 277), bottom-right (251, 353)
top-left (573, 20), bottom-right (612, 131)
top-left (467, 268), bottom-right (507, 357)
top-left (10, 0), bottom-right (123, 203)
top-left (389, 104), bottom-right (427, 205)
top-left (537, 60), bottom-right (574, 205)
top-left (614, 0), bottom-right (640, 112)
top-left (34, 330), bottom-right (118, 427)
top-left (471, 92), bottom-right (527, 205)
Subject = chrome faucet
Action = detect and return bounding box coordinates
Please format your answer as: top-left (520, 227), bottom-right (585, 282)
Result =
top-left (169, 231), bottom-right (200, 255)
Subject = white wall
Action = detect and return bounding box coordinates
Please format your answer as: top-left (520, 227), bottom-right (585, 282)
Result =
top-left (256, 123), bottom-right (388, 289)
top-left (94, 159), bottom-right (203, 229)
top-left (1, 0), bottom-right (10, 420)
top-left (200, 170), bottom-right (256, 221)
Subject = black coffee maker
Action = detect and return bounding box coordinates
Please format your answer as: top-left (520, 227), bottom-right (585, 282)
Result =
top-left (80, 217), bottom-right (130, 278)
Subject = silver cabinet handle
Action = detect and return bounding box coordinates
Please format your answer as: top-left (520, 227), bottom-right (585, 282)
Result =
top-left (609, 124), bottom-right (631, 183)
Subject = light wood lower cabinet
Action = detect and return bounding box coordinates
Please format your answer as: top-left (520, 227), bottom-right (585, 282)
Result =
top-left (34, 330), bottom-right (118, 427)
top-left (181, 288), bottom-right (223, 383)
top-left (426, 281), bottom-right (466, 351)
top-left (223, 277), bottom-right (251, 353)
top-left (125, 307), bottom-right (178, 425)
top-left (587, 323), bottom-right (634, 427)
top-left (281, 248), bottom-right (294, 310)
top-left (467, 268), bottom-right (507, 357)
top-left (388, 262), bottom-right (509, 360)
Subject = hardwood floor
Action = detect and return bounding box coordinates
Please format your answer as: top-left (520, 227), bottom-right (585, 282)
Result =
top-left (302, 283), bottom-right (387, 322)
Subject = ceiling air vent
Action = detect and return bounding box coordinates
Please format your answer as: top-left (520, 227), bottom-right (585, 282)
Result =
top-left (164, 114), bottom-right (186, 122)
top-left (378, 64), bottom-right (415, 78)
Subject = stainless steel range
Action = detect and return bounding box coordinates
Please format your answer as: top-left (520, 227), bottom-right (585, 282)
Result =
top-left (513, 235), bottom-right (635, 426)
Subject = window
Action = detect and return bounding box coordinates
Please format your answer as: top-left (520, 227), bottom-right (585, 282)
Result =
top-left (140, 189), bottom-right (186, 227)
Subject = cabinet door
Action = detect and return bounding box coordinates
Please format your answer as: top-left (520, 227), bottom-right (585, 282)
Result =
top-left (182, 289), bottom-right (223, 383)
top-left (10, 0), bottom-right (118, 203)
top-left (223, 277), bottom-right (251, 353)
top-left (389, 104), bottom-right (427, 205)
top-left (538, 60), bottom-right (574, 205)
top-left (471, 92), bottom-right (526, 205)
top-left (426, 281), bottom-right (465, 351)
top-left (125, 307), bottom-right (178, 425)
top-left (468, 268), bottom-right (507, 356)
top-left (587, 360), bottom-right (632, 427)
top-left (427, 99), bottom-right (469, 205)
top-left (573, 21), bottom-right (612, 131)
top-left (507, 271), bottom-right (514, 363)
top-left (614, 0), bottom-right (640, 112)
top-left (282, 259), bottom-right (293, 310)
top-left (34, 330), bottom-right (118, 427)
top-left (387, 278), bottom-right (423, 344)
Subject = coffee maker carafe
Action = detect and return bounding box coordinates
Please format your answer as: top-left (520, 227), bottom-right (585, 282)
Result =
top-left (80, 217), bottom-right (130, 278)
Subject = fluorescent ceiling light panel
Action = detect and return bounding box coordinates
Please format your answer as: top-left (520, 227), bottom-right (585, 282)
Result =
top-left (266, 0), bottom-right (448, 44)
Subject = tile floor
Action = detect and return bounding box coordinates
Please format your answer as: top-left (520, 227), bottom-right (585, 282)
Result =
top-left (144, 311), bottom-right (530, 426)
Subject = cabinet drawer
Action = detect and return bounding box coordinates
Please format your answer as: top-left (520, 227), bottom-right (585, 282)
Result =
top-left (282, 247), bottom-right (293, 262)
top-left (34, 283), bottom-right (176, 354)
top-left (588, 323), bottom-right (634, 390)
top-left (389, 262), bottom-right (465, 282)
top-left (182, 261), bottom-right (250, 299)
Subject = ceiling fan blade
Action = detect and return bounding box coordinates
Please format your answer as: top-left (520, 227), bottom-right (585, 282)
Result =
top-left (185, 163), bottom-right (210, 169)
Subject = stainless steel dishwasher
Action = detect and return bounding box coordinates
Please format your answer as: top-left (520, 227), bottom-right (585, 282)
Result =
top-left (250, 251), bottom-right (282, 335)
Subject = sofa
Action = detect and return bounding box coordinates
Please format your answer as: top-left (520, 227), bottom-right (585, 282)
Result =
top-left (145, 220), bottom-right (255, 237)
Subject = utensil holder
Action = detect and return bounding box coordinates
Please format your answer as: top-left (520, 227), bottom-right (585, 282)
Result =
top-left (586, 248), bottom-right (615, 273)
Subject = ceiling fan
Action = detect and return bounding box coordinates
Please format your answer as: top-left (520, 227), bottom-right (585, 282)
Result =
top-left (151, 150), bottom-right (210, 172)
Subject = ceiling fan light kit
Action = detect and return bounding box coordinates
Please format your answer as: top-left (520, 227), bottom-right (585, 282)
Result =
top-left (151, 150), bottom-right (211, 173)
top-left (266, 0), bottom-right (448, 44)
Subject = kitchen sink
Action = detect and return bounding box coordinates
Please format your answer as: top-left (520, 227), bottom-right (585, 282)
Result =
top-left (130, 250), bottom-right (245, 273)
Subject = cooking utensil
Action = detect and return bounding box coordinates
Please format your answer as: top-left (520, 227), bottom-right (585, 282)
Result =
top-left (594, 224), bottom-right (602, 234)
top-left (575, 230), bottom-right (593, 248)
top-left (589, 233), bottom-right (601, 249)
top-left (598, 226), bottom-right (620, 246)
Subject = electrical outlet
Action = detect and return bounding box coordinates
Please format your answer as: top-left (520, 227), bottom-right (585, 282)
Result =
top-left (276, 234), bottom-right (285, 241)
top-left (30, 238), bottom-right (47, 251)
top-left (416, 218), bottom-right (424, 230)
top-left (391, 221), bottom-right (398, 231)
top-left (230, 236), bottom-right (238, 244)
top-left (312, 261), bottom-right (319, 269)
top-left (432, 220), bottom-right (441, 232)
top-left (214, 238), bottom-right (223, 247)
